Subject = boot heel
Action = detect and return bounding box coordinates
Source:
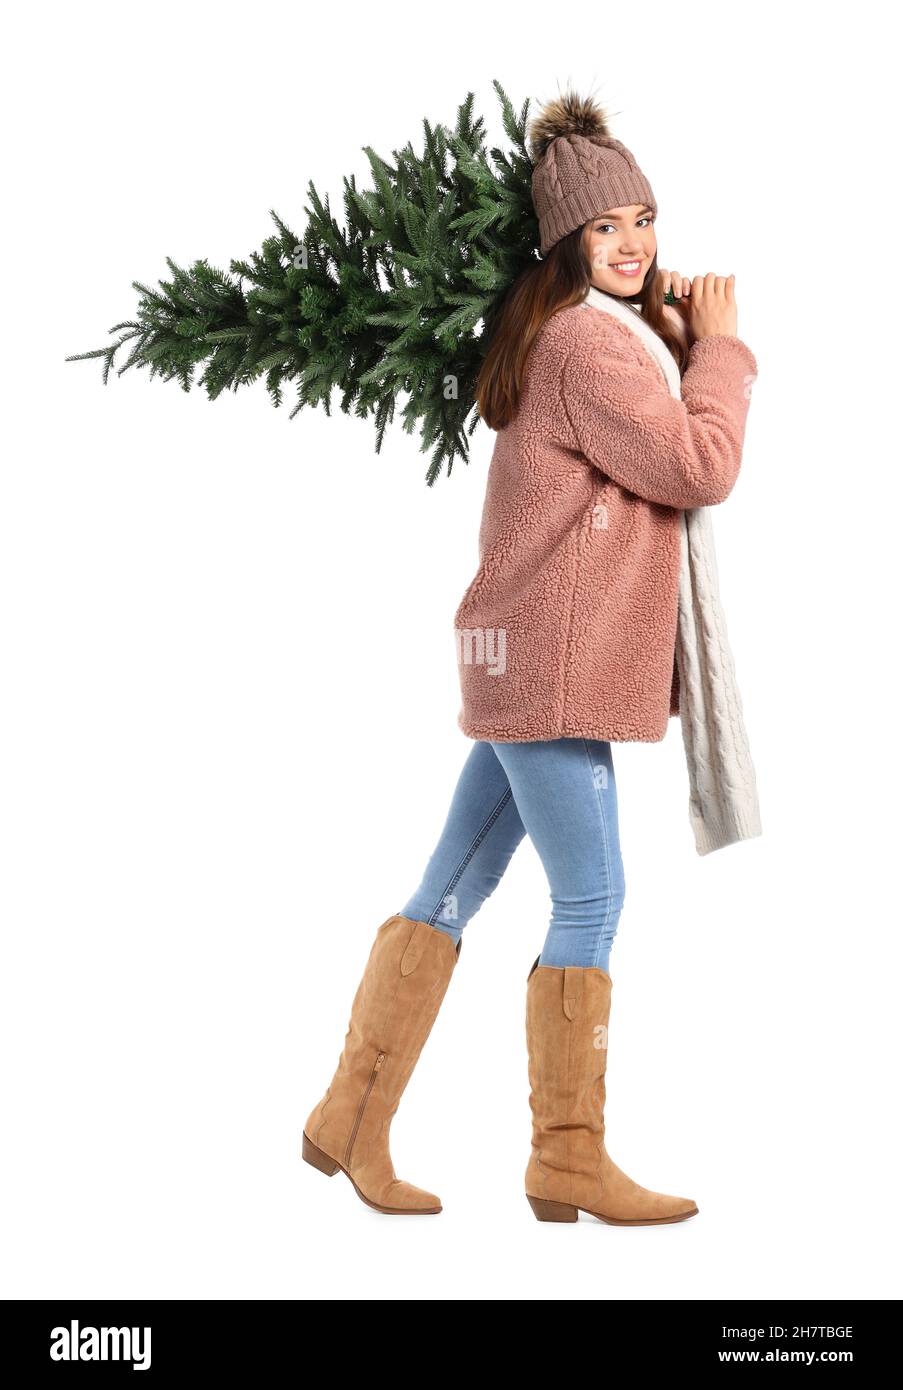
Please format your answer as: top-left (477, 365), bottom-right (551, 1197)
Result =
top-left (527, 1195), bottom-right (578, 1223)
top-left (302, 1132), bottom-right (340, 1176)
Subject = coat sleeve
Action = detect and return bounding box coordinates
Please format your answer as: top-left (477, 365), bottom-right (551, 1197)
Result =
top-left (558, 319), bottom-right (758, 508)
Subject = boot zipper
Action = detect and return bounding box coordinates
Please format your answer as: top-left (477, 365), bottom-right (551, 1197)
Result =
top-left (344, 1051), bottom-right (386, 1168)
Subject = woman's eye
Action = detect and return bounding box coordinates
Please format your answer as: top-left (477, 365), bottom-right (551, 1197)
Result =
top-left (637, 216), bottom-right (654, 227)
top-left (595, 224), bottom-right (615, 234)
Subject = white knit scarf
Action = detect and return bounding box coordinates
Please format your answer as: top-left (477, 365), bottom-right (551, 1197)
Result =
top-left (581, 285), bottom-right (762, 854)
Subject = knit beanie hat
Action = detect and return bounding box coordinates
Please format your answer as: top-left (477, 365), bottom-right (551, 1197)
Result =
top-left (529, 92), bottom-right (657, 256)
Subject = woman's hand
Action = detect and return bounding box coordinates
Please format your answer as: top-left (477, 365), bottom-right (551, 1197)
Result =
top-left (659, 268), bottom-right (694, 348)
top-left (659, 268), bottom-right (692, 303)
top-left (688, 273), bottom-right (738, 340)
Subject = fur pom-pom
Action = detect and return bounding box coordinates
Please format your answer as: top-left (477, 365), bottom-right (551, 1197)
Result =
top-left (528, 91), bottom-right (611, 163)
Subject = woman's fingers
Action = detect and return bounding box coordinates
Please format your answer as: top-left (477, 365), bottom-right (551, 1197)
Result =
top-left (666, 269), bottom-right (732, 302)
top-left (688, 272), bottom-right (739, 338)
top-left (659, 268), bottom-right (692, 299)
top-left (691, 272), bottom-right (736, 301)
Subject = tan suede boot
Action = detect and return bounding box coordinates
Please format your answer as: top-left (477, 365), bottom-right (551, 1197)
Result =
top-left (302, 915), bottom-right (461, 1214)
top-left (525, 959), bottom-right (698, 1225)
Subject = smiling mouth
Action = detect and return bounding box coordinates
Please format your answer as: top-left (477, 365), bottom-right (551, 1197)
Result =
top-left (610, 260), bottom-right (644, 276)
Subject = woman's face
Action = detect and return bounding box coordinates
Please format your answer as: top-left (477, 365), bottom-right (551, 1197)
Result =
top-left (585, 205), bottom-right (657, 295)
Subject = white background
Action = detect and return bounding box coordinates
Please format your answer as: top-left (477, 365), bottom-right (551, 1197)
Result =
top-left (2, 0), bottom-right (900, 1301)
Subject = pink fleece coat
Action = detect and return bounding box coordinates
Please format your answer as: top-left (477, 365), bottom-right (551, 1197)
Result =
top-left (454, 302), bottom-right (758, 743)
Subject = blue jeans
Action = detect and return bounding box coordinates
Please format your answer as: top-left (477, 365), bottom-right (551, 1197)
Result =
top-left (399, 738), bottom-right (626, 971)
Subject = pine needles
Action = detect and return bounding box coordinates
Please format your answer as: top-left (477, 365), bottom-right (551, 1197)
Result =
top-left (67, 81), bottom-right (539, 484)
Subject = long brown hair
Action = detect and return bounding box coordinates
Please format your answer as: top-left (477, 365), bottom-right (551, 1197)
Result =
top-left (476, 222), bottom-right (689, 431)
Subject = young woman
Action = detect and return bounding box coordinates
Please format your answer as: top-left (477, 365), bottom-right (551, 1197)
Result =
top-left (302, 93), bottom-right (757, 1225)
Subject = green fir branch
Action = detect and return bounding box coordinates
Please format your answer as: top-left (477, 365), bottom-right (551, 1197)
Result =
top-left (66, 81), bottom-right (540, 483)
